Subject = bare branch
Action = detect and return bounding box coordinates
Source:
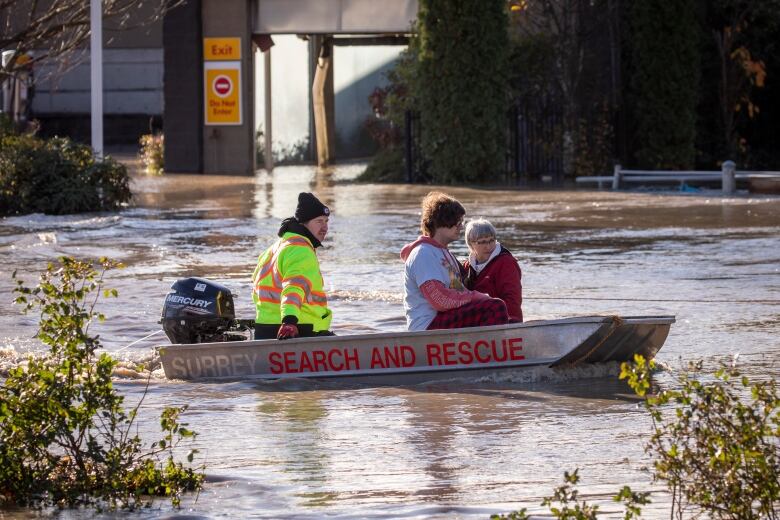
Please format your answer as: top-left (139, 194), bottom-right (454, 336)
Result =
top-left (0, 0), bottom-right (183, 77)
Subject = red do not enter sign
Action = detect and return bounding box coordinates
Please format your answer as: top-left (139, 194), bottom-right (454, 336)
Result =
top-left (213, 75), bottom-right (232, 97)
top-left (204, 65), bottom-right (241, 125)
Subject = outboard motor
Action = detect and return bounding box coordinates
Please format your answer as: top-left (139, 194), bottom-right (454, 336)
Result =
top-left (161, 277), bottom-right (244, 344)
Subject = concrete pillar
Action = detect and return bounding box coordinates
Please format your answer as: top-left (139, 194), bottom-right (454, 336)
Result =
top-left (90, 0), bottom-right (103, 158)
top-left (721, 160), bottom-right (736, 194)
top-left (163, 0), bottom-right (203, 173)
top-left (263, 48), bottom-right (273, 171)
top-left (201, 0), bottom-right (255, 175)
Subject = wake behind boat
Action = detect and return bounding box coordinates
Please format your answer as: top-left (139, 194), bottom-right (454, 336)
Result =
top-left (156, 278), bottom-right (674, 383)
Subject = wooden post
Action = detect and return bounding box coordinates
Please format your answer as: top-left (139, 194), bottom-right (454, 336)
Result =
top-left (612, 164), bottom-right (622, 190)
top-left (721, 160), bottom-right (736, 194)
top-left (312, 36), bottom-right (334, 167)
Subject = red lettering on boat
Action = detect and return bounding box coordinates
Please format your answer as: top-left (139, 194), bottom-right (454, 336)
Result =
top-left (458, 341), bottom-right (474, 364)
top-left (400, 345), bottom-right (416, 367)
top-left (344, 348), bottom-right (360, 370)
top-left (385, 346), bottom-right (401, 367)
top-left (474, 340), bottom-right (491, 363)
top-left (298, 351), bottom-right (314, 372)
top-left (492, 339), bottom-right (509, 362)
top-left (312, 350), bottom-right (327, 371)
top-left (269, 352), bottom-right (283, 374)
top-left (442, 342), bottom-right (457, 365)
top-left (509, 337), bottom-right (524, 360)
top-left (283, 351), bottom-right (298, 373)
top-left (328, 349), bottom-right (344, 370)
top-left (268, 348), bottom-right (359, 374)
top-left (426, 343), bottom-right (442, 365)
top-left (370, 347), bottom-right (385, 368)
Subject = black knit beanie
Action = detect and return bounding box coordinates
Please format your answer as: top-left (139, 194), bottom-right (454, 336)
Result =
top-left (294, 192), bottom-right (330, 223)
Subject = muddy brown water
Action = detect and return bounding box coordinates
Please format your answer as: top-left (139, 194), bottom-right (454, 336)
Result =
top-left (1, 165), bottom-right (778, 518)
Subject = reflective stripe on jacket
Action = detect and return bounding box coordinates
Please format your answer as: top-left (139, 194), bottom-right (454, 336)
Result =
top-left (252, 232), bottom-right (332, 331)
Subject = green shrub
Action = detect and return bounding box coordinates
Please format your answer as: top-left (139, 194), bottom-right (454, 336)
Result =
top-left (2, 257), bottom-right (203, 510)
top-left (621, 356), bottom-right (780, 519)
top-left (0, 113), bottom-right (15, 138)
top-left (0, 133), bottom-right (131, 216)
top-left (494, 357), bottom-right (777, 519)
top-left (358, 147), bottom-right (406, 183)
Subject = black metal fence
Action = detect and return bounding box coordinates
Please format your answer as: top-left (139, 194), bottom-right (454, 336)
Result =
top-left (509, 98), bottom-right (565, 184)
top-left (404, 100), bottom-right (565, 184)
top-left (404, 111), bottom-right (423, 183)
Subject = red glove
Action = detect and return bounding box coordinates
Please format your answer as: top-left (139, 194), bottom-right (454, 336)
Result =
top-left (277, 323), bottom-right (299, 340)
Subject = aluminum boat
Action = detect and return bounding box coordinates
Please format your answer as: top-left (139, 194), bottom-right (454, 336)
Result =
top-left (158, 315), bottom-right (675, 383)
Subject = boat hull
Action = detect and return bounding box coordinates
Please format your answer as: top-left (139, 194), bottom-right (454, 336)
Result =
top-left (158, 315), bottom-right (674, 382)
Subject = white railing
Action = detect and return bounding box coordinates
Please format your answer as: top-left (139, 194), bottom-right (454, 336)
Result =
top-left (576, 161), bottom-right (780, 193)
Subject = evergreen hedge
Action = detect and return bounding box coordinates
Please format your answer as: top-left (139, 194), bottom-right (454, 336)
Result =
top-left (628, 0), bottom-right (700, 169)
top-left (417, 0), bottom-right (510, 183)
top-left (0, 126), bottom-right (131, 216)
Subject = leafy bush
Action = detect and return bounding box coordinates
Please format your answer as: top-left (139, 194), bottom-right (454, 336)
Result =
top-left (0, 133), bottom-right (131, 216)
top-left (0, 113), bottom-right (15, 138)
top-left (1, 257), bottom-right (203, 510)
top-left (139, 133), bottom-right (164, 175)
top-left (357, 148), bottom-right (405, 183)
top-left (621, 356), bottom-right (780, 519)
top-left (494, 357), bottom-right (778, 519)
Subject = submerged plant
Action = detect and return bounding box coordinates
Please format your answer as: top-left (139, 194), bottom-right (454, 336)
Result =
top-left (491, 470), bottom-right (649, 520)
top-left (1, 257), bottom-right (203, 509)
top-left (540, 469), bottom-right (600, 519)
top-left (621, 355), bottom-right (780, 519)
top-left (139, 133), bottom-right (164, 175)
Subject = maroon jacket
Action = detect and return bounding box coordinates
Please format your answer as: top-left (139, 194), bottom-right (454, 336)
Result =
top-left (463, 246), bottom-right (523, 322)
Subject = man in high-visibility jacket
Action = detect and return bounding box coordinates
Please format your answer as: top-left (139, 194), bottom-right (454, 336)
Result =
top-left (252, 192), bottom-right (334, 340)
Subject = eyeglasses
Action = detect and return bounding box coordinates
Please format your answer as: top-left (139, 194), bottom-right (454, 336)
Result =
top-left (473, 238), bottom-right (496, 246)
top-left (451, 219), bottom-right (465, 228)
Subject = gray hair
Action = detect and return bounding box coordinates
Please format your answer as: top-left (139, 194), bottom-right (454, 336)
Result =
top-left (465, 218), bottom-right (496, 246)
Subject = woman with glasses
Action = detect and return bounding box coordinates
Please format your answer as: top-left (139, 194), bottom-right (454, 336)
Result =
top-left (400, 192), bottom-right (508, 331)
top-left (463, 218), bottom-right (523, 322)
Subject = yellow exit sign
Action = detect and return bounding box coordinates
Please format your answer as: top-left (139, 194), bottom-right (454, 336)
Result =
top-left (204, 38), bottom-right (241, 60)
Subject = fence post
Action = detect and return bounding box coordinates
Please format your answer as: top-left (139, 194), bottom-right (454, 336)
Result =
top-left (511, 104), bottom-right (520, 182)
top-left (612, 164), bottom-right (622, 190)
top-left (721, 160), bottom-right (736, 194)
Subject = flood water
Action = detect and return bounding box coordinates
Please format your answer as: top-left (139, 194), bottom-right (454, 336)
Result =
top-left (1, 164), bottom-right (779, 518)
